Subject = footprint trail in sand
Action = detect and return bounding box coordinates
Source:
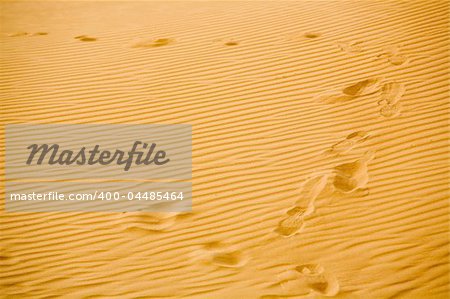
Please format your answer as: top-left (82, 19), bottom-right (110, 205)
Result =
top-left (263, 264), bottom-right (339, 298)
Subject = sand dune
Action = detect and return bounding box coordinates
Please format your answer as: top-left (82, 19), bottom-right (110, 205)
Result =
top-left (1, 1), bottom-right (449, 298)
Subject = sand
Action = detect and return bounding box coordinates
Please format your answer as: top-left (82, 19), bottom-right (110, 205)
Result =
top-left (1, 1), bottom-right (449, 298)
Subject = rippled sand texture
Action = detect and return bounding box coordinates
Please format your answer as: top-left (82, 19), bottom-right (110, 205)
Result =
top-left (1, 1), bottom-right (449, 298)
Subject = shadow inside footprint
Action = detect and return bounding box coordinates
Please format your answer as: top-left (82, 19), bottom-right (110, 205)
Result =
top-left (7, 32), bottom-right (48, 37)
top-left (211, 250), bottom-right (245, 267)
top-left (132, 38), bottom-right (173, 48)
top-left (75, 35), bottom-right (97, 42)
top-left (224, 40), bottom-right (239, 46)
top-left (31, 32), bottom-right (48, 36)
top-left (7, 32), bottom-right (28, 37)
top-left (304, 32), bottom-right (321, 38)
top-left (316, 77), bottom-right (383, 104)
top-left (342, 77), bottom-right (383, 96)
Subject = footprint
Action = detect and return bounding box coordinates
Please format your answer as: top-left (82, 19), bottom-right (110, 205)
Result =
top-left (378, 82), bottom-right (405, 117)
top-left (224, 40), bottom-right (239, 46)
top-left (337, 41), bottom-right (363, 53)
top-left (295, 264), bottom-right (340, 296)
top-left (380, 103), bottom-right (402, 118)
top-left (7, 32), bottom-right (48, 37)
top-left (377, 45), bottom-right (408, 66)
top-left (30, 32), bottom-right (48, 36)
top-left (276, 175), bottom-right (329, 237)
top-left (379, 82), bottom-right (405, 105)
top-left (276, 264), bottom-right (339, 297)
top-left (304, 32), bottom-right (321, 39)
top-left (388, 55), bottom-right (408, 65)
top-left (326, 131), bottom-right (370, 155)
top-left (316, 77), bottom-right (383, 104)
top-left (332, 151), bottom-right (375, 193)
top-left (118, 212), bottom-right (179, 235)
top-left (132, 38), bottom-right (173, 48)
top-left (75, 35), bottom-right (97, 42)
top-left (7, 32), bottom-right (28, 37)
top-left (277, 149), bottom-right (373, 236)
top-left (342, 77), bottom-right (383, 97)
top-left (191, 241), bottom-right (248, 268)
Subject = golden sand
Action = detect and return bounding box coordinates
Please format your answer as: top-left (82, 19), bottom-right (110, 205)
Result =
top-left (1, 1), bottom-right (449, 298)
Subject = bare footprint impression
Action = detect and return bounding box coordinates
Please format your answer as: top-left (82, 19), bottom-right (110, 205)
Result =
top-left (316, 77), bottom-right (384, 104)
top-left (75, 35), bottom-right (97, 42)
top-left (191, 241), bottom-right (248, 268)
top-left (325, 131), bottom-right (370, 156)
top-left (131, 38), bottom-right (174, 48)
top-left (276, 264), bottom-right (340, 297)
top-left (377, 45), bottom-right (408, 66)
top-left (276, 149), bottom-right (375, 237)
top-left (212, 38), bottom-right (240, 47)
top-left (7, 32), bottom-right (48, 37)
top-left (117, 212), bottom-right (180, 236)
top-left (304, 32), bottom-right (322, 39)
top-left (337, 41), bottom-right (363, 54)
top-left (332, 150), bottom-right (375, 194)
top-left (378, 82), bottom-right (405, 118)
top-left (275, 174), bottom-right (329, 237)
top-left (224, 40), bottom-right (239, 46)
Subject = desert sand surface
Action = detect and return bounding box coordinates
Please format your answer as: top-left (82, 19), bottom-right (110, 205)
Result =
top-left (1, 1), bottom-right (449, 298)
